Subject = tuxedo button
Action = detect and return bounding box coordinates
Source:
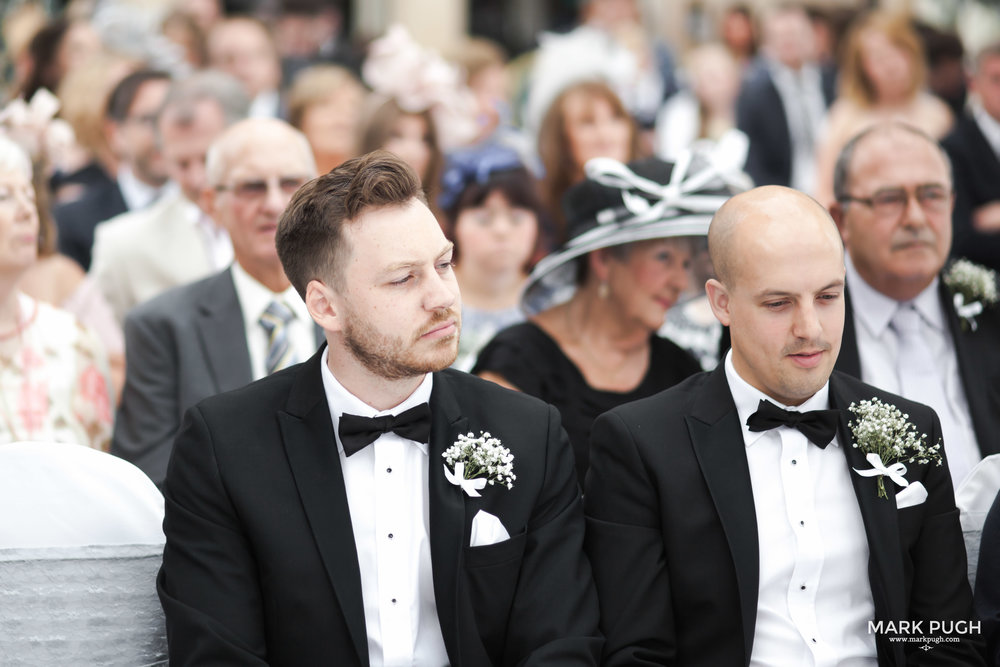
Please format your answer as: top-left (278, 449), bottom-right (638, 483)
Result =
top-left (791, 459), bottom-right (797, 465)
top-left (800, 585), bottom-right (806, 590)
top-left (391, 598), bottom-right (397, 604)
top-left (388, 533), bottom-right (394, 539)
top-left (386, 467), bottom-right (392, 473)
top-left (799, 520), bottom-right (805, 526)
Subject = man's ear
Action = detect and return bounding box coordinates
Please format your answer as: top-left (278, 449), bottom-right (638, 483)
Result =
top-left (829, 202), bottom-right (849, 243)
top-left (705, 278), bottom-right (732, 327)
top-left (305, 279), bottom-right (342, 334)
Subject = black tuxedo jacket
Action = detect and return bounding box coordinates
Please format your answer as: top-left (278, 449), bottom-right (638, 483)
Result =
top-left (585, 367), bottom-right (982, 666)
top-left (836, 281), bottom-right (1000, 460)
top-left (736, 59), bottom-right (836, 188)
top-left (157, 349), bottom-right (601, 665)
top-left (942, 113), bottom-right (1000, 273)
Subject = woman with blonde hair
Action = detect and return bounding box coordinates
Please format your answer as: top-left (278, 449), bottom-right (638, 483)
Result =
top-left (814, 10), bottom-right (952, 204)
top-left (287, 64), bottom-right (366, 175)
top-left (0, 135), bottom-right (113, 450)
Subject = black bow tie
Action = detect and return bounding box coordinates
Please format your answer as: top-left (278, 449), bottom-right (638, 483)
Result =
top-left (746, 399), bottom-right (839, 448)
top-left (339, 403), bottom-right (432, 456)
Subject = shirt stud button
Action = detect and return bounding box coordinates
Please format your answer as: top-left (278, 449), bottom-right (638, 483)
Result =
top-left (386, 467), bottom-right (392, 473)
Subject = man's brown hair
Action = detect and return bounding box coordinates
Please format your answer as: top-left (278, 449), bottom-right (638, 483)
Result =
top-left (276, 149), bottom-right (427, 298)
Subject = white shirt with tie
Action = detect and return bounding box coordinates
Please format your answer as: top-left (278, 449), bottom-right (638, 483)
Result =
top-left (320, 349), bottom-right (450, 667)
top-left (845, 256), bottom-right (980, 487)
top-left (230, 262), bottom-right (315, 380)
top-left (725, 351), bottom-right (877, 667)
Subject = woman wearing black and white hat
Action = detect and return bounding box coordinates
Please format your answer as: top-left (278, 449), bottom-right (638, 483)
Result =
top-left (473, 143), bottom-right (751, 486)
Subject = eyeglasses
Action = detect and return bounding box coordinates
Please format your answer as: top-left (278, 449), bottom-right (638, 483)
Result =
top-left (215, 176), bottom-right (309, 200)
top-left (839, 185), bottom-right (952, 218)
top-left (123, 113), bottom-right (158, 127)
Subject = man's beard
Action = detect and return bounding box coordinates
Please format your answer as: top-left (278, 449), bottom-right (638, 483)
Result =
top-left (343, 308), bottom-right (460, 381)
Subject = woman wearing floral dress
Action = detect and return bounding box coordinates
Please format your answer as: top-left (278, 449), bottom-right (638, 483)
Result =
top-left (0, 135), bottom-right (112, 450)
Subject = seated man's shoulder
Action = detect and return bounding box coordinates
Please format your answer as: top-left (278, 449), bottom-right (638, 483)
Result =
top-left (126, 270), bottom-right (228, 328)
top-left (437, 367), bottom-right (552, 416)
top-left (831, 370), bottom-right (937, 425)
top-left (609, 369), bottom-right (710, 422)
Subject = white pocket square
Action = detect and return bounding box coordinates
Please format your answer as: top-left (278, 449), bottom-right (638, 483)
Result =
top-left (895, 481), bottom-right (928, 509)
top-left (469, 509), bottom-right (510, 547)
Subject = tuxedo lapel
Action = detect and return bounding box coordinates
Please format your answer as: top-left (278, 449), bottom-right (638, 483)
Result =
top-left (687, 366), bottom-right (759, 662)
top-left (279, 348), bottom-right (369, 667)
top-left (426, 372), bottom-right (469, 664)
top-left (195, 269), bottom-right (252, 392)
top-left (829, 373), bottom-right (906, 666)
top-left (937, 278), bottom-right (999, 456)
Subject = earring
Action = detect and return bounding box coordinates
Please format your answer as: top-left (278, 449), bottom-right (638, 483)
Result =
top-left (598, 281), bottom-right (610, 300)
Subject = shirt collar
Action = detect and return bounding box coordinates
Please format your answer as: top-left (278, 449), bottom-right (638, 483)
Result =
top-left (972, 97), bottom-right (1000, 156)
top-left (117, 165), bottom-right (176, 211)
top-left (845, 253), bottom-right (943, 335)
top-left (230, 261), bottom-right (310, 334)
top-left (724, 349), bottom-right (832, 449)
top-left (320, 346), bottom-right (434, 455)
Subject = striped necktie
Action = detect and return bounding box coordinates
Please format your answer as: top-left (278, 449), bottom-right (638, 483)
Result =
top-left (260, 300), bottom-right (297, 375)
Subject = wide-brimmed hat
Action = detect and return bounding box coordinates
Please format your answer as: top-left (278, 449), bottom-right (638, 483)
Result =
top-left (521, 136), bottom-right (752, 314)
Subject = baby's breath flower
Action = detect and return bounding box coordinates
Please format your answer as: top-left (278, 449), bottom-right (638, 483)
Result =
top-left (848, 398), bottom-right (943, 499)
top-left (443, 431), bottom-right (516, 491)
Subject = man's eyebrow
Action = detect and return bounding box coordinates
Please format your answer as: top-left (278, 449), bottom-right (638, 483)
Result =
top-left (753, 280), bottom-right (844, 300)
top-left (378, 243), bottom-right (455, 276)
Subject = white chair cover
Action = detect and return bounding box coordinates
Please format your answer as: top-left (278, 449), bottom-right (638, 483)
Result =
top-left (956, 453), bottom-right (1000, 588)
top-left (0, 441), bottom-right (164, 548)
top-left (0, 442), bottom-right (166, 665)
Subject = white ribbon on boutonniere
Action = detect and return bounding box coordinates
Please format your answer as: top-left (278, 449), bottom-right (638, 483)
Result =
top-left (441, 431), bottom-right (516, 498)
top-left (944, 259), bottom-right (999, 332)
top-left (852, 452), bottom-right (910, 489)
top-left (443, 462), bottom-right (487, 497)
top-left (953, 293), bottom-right (984, 332)
top-left (848, 398), bottom-right (943, 499)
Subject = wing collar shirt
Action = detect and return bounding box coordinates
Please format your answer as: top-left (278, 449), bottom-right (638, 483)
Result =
top-left (230, 261), bottom-right (314, 380)
top-left (320, 348), bottom-right (449, 667)
top-left (845, 254), bottom-right (979, 486)
top-left (725, 350), bottom-right (877, 667)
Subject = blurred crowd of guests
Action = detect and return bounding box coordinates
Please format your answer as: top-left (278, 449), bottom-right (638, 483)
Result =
top-left (0, 0), bottom-right (998, 494)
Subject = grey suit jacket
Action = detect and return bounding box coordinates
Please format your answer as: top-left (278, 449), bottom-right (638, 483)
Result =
top-left (112, 268), bottom-right (321, 485)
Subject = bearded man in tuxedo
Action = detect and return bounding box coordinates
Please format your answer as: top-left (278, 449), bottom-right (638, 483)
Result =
top-left (157, 150), bottom-right (601, 665)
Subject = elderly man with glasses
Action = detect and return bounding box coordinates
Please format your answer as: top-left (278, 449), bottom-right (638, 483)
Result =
top-left (112, 118), bottom-right (323, 486)
top-left (829, 121), bottom-right (1000, 489)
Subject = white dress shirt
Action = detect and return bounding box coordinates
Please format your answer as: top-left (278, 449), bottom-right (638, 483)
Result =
top-left (320, 349), bottom-right (450, 667)
top-left (230, 262), bottom-right (315, 380)
top-left (725, 352), bottom-right (877, 667)
top-left (116, 165), bottom-right (176, 212)
top-left (768, 60), bottom-right (827, 195)
top-left (846, 256), bottom-right (980, 486)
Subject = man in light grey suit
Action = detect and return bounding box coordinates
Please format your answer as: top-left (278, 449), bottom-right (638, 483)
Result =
top-left (89, 70), bottom-right (249, 325)
top-left (111, 118), bottom-right (321, 485)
